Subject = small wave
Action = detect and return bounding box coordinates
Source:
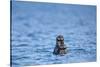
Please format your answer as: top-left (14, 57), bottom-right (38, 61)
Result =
top-left (12, 62), bottom-right (20, 65)
top-left (17, 44), bottom-right (29, 47)
top-left (12, 56), bottom-right (30, 60)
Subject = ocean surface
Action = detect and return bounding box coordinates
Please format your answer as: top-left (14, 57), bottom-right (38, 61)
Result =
top-left (11, 1), bottom-right (96, 67)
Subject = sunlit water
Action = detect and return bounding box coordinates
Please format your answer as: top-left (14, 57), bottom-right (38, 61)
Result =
top-left (11, 1), bottom-right (96, 67)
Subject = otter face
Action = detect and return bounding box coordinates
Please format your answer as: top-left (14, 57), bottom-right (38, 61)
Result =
top-left (56, 35), bottom-right (64, 46)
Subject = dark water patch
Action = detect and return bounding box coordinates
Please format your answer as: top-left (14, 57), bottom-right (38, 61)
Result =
top-left (43, 50), bottom-right (51, 52)
top-left (74, 49), bottom-right (86, 52)
top-left (85, 32), bottom-right (91, 35)
top-left (89, 41), bottom-right (96, 45)
top-left (69, 48), bottom-right (96, 56)
top-left (34, 48), bottom-right (44, 52)
top-left (20, 56), bottom-right (30, 59)
top-left (52, 62), bottom-right (63, 64)
top-left (24, 22), bottom-right (31, 28)
top-left (78, 19), bottom-right (86, 26)
top-left (12, 55), bottom-right (19, 60)
top-left (12, 44), bottom-right (28, 48)
top-left (27, 33), bottom-right (36, 37)
top-left (16, 43), bottom-right (29, 47)
top-left (35, 57), bottom-right (42, 60)
top-left (18, 50), bottom-right (26, 52)
top-left (12, 56), bottom-right (30, 60)
top-left (45, 54), bottom-right (51, 57)
top-left (35, 49), bottom-right (51, 53)
top-left (11, 39), bottom-right (21, 42)
top-left (47, 58), bottom-right (57, 61)
top-left (84, 31), bottom-right (96, 36)
top-left (68, 48), bottom-right (86, 54)
top-left (36, 31), bottom-right (44, 34)
top-left (12, 62), bottom-right (20, 65)
top-left (75, 48), bottom-right (86, 51)
top-left (12, 34), bottom-right (21, 38)
top-left (32, 44), bottom-right (46, 47)
top-left (85, 49), bottom-right (96, 54)
top-left (27, 33), bottom-right (40, 40)
top-left (11, 38), bottom-right (30, 43)
top-left (66, 32), bottom-right (74, 35)
top-left (16, 15), bottom-right (28, 21)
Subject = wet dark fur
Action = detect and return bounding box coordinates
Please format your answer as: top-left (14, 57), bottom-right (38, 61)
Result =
top-left (53, 35), bottom-right (66, 55)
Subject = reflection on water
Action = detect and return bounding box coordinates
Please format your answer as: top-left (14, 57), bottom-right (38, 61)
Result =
top-left (11, 1), bottom-right (96, 67)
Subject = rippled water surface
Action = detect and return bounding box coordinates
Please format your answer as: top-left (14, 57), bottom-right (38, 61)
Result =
top-left (11, 1), bottom-right (96, 67)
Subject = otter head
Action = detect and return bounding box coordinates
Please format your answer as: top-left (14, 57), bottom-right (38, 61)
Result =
top-left (56, 35), bottom-right (64, 46)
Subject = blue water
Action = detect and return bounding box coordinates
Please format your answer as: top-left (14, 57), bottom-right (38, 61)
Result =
top-left (11, 1), bottom-right (96, 67)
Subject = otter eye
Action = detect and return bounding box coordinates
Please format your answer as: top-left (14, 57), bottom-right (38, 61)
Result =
top-left (57, 38), bottom-right (61, 40)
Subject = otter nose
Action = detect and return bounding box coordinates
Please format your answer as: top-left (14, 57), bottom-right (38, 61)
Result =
top-left (60, 38), bottom-right (64, 40)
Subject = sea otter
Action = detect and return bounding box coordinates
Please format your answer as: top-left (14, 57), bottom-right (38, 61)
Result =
top-left (53, 35), bottom-right (67, 55)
